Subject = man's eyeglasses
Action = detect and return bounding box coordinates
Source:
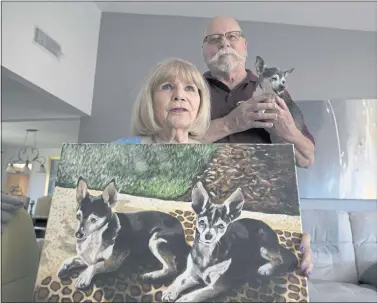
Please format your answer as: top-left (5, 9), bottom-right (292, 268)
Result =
top-left (203, 31), bottom-right (244, 44)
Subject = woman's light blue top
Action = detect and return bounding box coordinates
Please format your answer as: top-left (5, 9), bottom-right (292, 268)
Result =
top-left (112, 136), bottom-right (142, 144)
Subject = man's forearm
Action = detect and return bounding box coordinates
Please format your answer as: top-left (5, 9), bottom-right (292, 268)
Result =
top-left (203, 116), bottom-right (315, 168)
top-left (202, 117), bottom-right (233, 143)
top-left (284, 129), bottom-right (315, 168)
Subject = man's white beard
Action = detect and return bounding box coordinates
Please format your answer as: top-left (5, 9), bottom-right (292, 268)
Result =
top-left (206, 48), bottom-right (247, 73)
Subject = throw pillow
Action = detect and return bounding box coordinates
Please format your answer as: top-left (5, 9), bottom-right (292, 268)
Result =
top-left (1, 193), bottom-right (26, 232)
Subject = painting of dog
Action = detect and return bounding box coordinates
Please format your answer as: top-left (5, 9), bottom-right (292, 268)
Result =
top-left (33, 143), bottom-right (309, 302)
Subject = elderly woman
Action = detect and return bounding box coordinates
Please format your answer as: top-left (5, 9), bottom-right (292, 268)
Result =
top-left (114, 58), bottom-right (211, 144)
top-left (114, 57), bottom-right (313, 277)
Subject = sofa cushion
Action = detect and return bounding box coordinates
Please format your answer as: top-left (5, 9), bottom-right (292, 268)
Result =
top-left (1, 194), bottom-right (28, 232)
top-left (349, 210), bottom-right (377, 278)
top-left (308, 280), bottom-right (377, 302)
top-left (359, 262), bottom-right (377, 288)
top-left (1, 208), bottom-right (40, 302)
top-left (301, 209), bottom-right (358, 283)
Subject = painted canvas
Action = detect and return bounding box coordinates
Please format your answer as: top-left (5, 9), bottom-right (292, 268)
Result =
top-left (33, 143), bottom-right (309, 303)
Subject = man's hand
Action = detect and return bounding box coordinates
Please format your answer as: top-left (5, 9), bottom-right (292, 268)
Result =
top-left (264, 95), bottom-right (299, 141)
top-left (224, 93), bottom-right (278, 134)
top-left (264, 95), bottom-right (315, 168)
top-left (202, 93), bottom-right (278, 143)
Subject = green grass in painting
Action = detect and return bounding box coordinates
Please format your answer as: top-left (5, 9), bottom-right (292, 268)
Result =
top-left (56, 143), bottom-right (218, 200)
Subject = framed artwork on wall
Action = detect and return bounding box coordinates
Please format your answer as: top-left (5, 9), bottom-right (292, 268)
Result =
top-left (296, 99), bottom-right (377, 200)
top-left (44, 156), bottom-right (60, 196)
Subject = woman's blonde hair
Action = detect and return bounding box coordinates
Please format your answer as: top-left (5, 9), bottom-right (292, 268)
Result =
top-left (131, 58), bottom-right (211, 140)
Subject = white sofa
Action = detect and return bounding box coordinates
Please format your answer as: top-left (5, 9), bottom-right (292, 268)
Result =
top-left (301, 209), bottom-right (377, 302)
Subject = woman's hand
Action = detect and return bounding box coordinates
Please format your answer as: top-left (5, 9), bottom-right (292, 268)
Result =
top-left (299, 232), bottom-right (313, 278)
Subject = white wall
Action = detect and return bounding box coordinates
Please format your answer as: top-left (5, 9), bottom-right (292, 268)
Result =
top-left (2, 147), bottom-right (62, 203)
top-left (2, 2), bottom-right (102, 115)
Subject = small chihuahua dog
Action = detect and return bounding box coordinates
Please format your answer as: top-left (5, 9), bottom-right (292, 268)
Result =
top-left (250, 55), bottom-right (306, 140)
top-left (162, 182), bottom-right (298, 302)
top-left (255, 55), bottom-right (294, 97)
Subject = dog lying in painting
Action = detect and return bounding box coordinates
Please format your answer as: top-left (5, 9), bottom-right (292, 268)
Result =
top-left (57, 176), bottom-right (190, 289)
top-left (162, 182), bottom-right (298, 302)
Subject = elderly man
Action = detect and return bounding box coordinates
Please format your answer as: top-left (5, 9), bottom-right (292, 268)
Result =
top-left (202, 16), bottom-right (315, 169)
top-left (200, 16), bottom-right (314, 279)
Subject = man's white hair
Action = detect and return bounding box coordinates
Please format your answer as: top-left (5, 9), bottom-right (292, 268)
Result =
top-left (203, 16), bottom-right (248, 73)
top-left (205, 48), bottom-right (248, 73)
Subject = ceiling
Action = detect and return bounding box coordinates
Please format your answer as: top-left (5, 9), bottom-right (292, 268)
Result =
top-left (1, 120), bottom-right (80, 149)
top-left (1, 67), bottom-right (84, 149)
top-left (95, 1), bottom-right (377, 32)
top-left (2, 67), bottom-right (85, 122)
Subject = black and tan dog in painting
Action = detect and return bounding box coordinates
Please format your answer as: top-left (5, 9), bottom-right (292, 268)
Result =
top-left (162, 182), bottom-right (298, 302)
top-left (57, 176), bottom-right (190, 289)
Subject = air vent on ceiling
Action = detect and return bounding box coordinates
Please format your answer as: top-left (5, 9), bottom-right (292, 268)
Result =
top-left (33, 27), bottom-right (62, 59)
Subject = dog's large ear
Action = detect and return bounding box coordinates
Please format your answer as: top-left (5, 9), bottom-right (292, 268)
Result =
top-left (76, 176), bottom-right (88, 203)
top-left (224, 188), bottom-right (244, 221)
top-left (191, 181), bottom-right (209, 214)
top-left (102, 178), bottom-right (118, 208)
top-left (255, 56), bottom-right (266, 76)
top-left (284, 68), bottom-right (294, 77)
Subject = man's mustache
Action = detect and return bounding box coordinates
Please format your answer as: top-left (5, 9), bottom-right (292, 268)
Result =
top-left (207, 48), bottom-right (246, 64)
